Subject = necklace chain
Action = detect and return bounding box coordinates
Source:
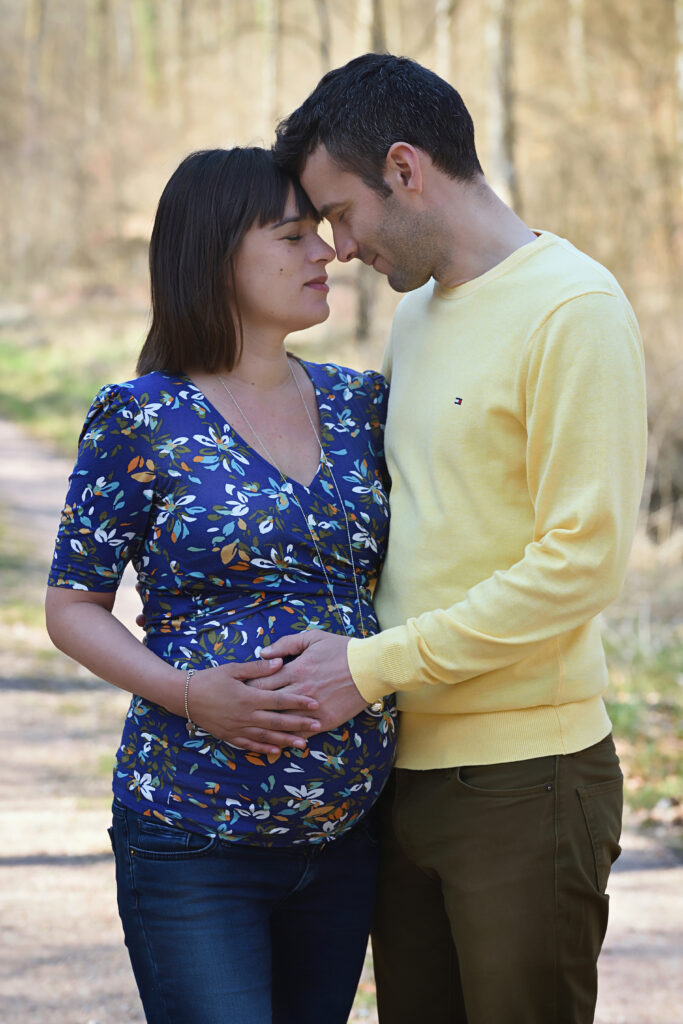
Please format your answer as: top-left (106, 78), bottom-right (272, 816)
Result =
top-left (216, 360), bottom-right (366, 639)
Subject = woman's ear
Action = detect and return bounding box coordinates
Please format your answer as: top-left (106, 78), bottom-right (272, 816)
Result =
top-left (384, 143), bottom-right (423, 195)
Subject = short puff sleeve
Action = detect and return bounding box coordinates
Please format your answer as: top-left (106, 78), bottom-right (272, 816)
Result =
top-left (48, 383), bottom-right (157, 592)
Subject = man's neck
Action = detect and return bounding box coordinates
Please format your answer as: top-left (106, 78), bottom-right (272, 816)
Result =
top-left (431, 177), bottom-right (537, 289)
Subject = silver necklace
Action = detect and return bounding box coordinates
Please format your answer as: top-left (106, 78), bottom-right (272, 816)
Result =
top-left (216, 360), bottom-right (366, 640)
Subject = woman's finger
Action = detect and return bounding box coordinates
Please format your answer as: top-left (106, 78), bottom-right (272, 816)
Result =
top-left (229, 736), bottom-right (285, 755)
top-left (236, 657), bottom-right (283, 678)
top-left (251, 709), bottom-right (320, 733)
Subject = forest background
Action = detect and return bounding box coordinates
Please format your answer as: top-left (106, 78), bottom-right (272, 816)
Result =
top-left (0, 0), bottom-right (681, 1019)
top-left (1, 0), bottom-right (682, 865)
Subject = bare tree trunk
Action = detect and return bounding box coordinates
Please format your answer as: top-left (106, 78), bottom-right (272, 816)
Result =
top-left (96, 0), bottom-right (111, 124)
top-left (18, 0), bottom-right (47, 277)
top-left (314, 0), bottom-right (331, 73)
top-left (355, 0), bottom-right (372, 52)
top-left (173, 0), bottom-right (191, 131)
top-left (676, 0), bottom-right (683, 205)
top-left (262, 0), bottom-right (282, 132)
top-left (135, 0), bottom-right (162, 107)
top-left (485, 0), bottom-right (521, 212)
top-left (372, 0), bottom-right (386, 51)
top-left (349, 0), bottom-right (384, 345)
top-left (435, 0), bottom-right (455, 81)
top-left (568, 0), bottom-right (588, 105)
top-left (113, 0), bottom-right (134, 72)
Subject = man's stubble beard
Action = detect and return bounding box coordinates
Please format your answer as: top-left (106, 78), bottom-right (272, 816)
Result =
top-left (376, 201), bottom-right (443, 293)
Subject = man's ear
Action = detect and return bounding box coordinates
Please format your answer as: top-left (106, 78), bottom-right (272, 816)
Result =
top-left (384, 142), bottom-right (423, 195)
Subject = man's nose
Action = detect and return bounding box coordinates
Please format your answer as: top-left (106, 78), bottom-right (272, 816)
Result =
top-left (333, 229), bottom-right (357, 263)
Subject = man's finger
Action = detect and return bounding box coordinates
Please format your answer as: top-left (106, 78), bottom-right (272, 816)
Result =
top-left (247, 663), bottom-right (294, 691)
top-left (247, 675), bottom-right (318, 707)
top-left (260, 632), bottom-right (315, 659)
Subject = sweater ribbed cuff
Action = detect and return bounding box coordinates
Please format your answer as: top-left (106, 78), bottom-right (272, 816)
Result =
top-left (347, 627), bottom-right (416, 704)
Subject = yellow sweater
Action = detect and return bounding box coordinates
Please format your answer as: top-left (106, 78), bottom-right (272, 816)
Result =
top-left (348, 231), bottom-right (647, 769)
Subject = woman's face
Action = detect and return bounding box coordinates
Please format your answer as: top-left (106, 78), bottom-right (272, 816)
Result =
top-left (231, 190), bottom-right (335, 337)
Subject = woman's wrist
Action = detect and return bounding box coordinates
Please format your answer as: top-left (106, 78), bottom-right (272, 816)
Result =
top-left (142, 662), bottom-right (189, 719)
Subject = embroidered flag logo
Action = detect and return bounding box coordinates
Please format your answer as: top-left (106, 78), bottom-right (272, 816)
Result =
top-left (454, 397), bottom-right (463, 405)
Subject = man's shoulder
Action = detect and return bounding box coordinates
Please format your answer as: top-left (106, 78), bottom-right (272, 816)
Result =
top-left (526, 232), bottom-right (627, 306)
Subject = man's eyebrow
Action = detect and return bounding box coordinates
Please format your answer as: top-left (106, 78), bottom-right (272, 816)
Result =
top-left (270, 215), bottom-right (305, 229)
top-left (317, 202), bottom-right (344, 219)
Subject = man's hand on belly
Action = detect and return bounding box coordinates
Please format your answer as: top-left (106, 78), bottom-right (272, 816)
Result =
top-left (252, 631), bottom-right (367, 733)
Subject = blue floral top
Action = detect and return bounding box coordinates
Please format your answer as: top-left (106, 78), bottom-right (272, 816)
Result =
top-left (48, 360), bottom-right (396, 846)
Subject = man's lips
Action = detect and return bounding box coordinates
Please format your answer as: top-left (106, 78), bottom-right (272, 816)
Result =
top-left (368, 255), bottom-right (388, 274)
top-left (304, 276), bottom-right (329, 291)
top-left (364, 254), bottom-right (386, 274)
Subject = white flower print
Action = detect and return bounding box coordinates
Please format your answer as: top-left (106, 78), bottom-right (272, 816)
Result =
top-left (284, 784), bottom-right (325, 811)
top-left (157, 436), bottom-right (189, 457)
top-left (129, 771), bottom-right (156, 800)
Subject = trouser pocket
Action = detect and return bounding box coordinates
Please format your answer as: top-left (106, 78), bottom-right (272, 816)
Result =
top-left (577, 774), bottom-right (623, 892)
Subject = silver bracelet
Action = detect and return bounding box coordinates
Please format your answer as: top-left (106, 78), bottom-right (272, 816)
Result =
top-left (184, 668), bottom-right (197, 737)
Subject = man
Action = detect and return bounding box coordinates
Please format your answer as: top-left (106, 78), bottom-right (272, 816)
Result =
top-left (257, 54), bottom-right (647, 1023)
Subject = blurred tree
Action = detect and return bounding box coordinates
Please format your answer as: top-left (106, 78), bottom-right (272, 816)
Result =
top-left (434, 0), bottom-right (458, 81)
top-left (486, 0), bottom-right (520, 212)
top-left (314, 0), bottom-right (331, 72)
top-left (352, 0), bottom-right (386, 344)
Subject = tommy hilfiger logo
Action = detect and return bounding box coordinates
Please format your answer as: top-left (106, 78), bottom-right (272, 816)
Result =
top-left (454, 397), bottom-right (463, 405)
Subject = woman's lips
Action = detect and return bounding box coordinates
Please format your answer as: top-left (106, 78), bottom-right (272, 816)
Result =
top-left (304, 277), bottom-right (329, 291)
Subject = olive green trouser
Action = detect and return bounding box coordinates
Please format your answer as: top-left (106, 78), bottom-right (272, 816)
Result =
top-left (371, 733), bottom-right (623, 1024)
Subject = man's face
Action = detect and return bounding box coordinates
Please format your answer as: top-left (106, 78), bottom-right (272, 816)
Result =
top-left (300, 145), bottom-right (435, 293)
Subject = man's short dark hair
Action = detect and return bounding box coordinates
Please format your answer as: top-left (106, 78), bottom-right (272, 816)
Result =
top-left (273, 53), bottom-right (483, 195)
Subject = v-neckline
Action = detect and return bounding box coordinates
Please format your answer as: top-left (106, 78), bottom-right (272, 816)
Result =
top-left (183, 357), bottom-right (327, 492)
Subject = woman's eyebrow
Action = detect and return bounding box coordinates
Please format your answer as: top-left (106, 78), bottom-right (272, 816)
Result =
top-left (271, 215), bottom-right (305, 229)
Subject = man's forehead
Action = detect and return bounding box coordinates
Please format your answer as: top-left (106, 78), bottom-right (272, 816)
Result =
top-left (301, 146), bottom-right (345, 188)
top-left (300, 147), bottom-right (366, 210)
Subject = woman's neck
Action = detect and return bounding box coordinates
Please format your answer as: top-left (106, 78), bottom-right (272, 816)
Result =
top-left (226, 346), bottom-right (293, 390)
top-left (201, 329), bottom-right (294, 390)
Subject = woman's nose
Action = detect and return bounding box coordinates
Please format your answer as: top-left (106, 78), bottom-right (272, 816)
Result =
top-left (313, 237), bottom-right (336, 265)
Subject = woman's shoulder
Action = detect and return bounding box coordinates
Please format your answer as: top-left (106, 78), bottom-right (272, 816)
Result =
top-left (299, 358), bottom-right (388, 401)
top-left (95, 371), bottom-right (189, 404)
top-left (79, 372), bottom-right (198, 445)
top-left (85, 372), bottom-right (198, 419)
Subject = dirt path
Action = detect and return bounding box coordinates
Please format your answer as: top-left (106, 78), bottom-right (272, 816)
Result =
top-left (1, 416), bottom-right (681, 1023)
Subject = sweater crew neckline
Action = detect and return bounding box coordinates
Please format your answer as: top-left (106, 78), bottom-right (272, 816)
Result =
top-left (432, 230), bottom-right (557, 302)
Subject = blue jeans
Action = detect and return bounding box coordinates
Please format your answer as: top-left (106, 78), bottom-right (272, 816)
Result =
top-left (109, 800), bottom-right (378, 1024)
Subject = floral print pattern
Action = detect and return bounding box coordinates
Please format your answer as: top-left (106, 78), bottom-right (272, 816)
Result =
top-left (49, 361), bottom-right (396, 846)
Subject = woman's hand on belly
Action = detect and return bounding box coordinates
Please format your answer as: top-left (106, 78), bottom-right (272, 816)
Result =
top-left (188, 659), bottom-right (322, 755)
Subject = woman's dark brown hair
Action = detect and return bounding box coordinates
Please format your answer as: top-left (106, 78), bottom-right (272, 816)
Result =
top-left (137, 147), bottom-right (314, 376)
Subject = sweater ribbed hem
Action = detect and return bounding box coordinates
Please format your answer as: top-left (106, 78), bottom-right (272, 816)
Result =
top-left (393, 696), bottom-right (612, 769)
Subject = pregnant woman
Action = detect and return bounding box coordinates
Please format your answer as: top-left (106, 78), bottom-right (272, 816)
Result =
top-left (45, 147), bottom-right (396, 1024)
